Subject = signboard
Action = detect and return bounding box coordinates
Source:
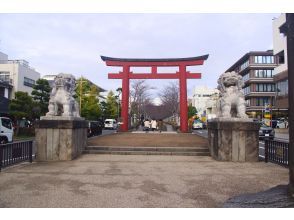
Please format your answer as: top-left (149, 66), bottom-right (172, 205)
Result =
top-left (263, 103), bottom-right (272, 126)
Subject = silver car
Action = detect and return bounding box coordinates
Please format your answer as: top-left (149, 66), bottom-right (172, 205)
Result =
top-left (259, 123), bottom-right (275, 140)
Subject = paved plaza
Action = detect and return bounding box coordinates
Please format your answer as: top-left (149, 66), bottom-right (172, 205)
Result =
top-left (0, 154), bottom-right (288, 208)
top-left (87, 132), bottom-right (208, 147)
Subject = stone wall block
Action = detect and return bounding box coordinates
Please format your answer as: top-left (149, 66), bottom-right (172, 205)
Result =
top-left (35, 128), bottom-right (47, 161)
top-left (35, 119), bottom-right (87, 161)
top-left (208, 119), bottom-right (259, 162)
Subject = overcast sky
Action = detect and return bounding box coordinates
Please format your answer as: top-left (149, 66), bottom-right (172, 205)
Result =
top-left (0, 13), bottom-right (278, 101)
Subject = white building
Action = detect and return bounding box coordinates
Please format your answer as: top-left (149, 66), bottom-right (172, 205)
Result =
top-left (42, 74), bottom-right (57, 87)
top-left (272, 14), bottom-right (288, 115)
top-left (0, 51), bottom-right (41, 99)
top-left (192, 86), bottom-right (219, 115)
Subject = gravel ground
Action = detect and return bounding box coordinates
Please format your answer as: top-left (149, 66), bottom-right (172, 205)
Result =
top-left (0, 154), bottom-right (288, 208)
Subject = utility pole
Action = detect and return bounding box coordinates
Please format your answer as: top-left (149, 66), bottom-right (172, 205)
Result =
top-left (79, 76), bottom-right (87, 111)
top-left (79, 76), bottom-right (82, 111)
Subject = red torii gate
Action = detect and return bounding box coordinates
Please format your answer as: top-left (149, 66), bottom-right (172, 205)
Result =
top-left (101, 55), bottom-right (209, 132)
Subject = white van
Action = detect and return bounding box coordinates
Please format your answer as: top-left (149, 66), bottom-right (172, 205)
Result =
top-left (104, 119), bottom-right (118, 130)
top-left (0, 117), bottom-right (14, 144)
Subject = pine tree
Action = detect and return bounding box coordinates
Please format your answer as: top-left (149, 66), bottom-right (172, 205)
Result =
top-left (9, 91), bottom-right (37, 121)
top-left (102, 91), bottom-right (118, 119)
top-left (31, 78), bottom-right (51, 116)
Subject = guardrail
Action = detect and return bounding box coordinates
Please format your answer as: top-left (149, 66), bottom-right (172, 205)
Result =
top-left (0, 140), bottom-right (33, 172)
top-left (265, 139), bottom-right (289, 167)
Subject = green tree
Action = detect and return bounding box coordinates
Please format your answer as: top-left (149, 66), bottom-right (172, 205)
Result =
top-left (188, 104), bottom-right (198, 119)
top-left (75, 77), bottom-right (102, 120)
top-left (31, 78), bottom-right (51, 116)
top-left (81, 85), bottom-right (102, 120)
top-left (9, 91), bottom-right (38, 122)
top-left (102, 91), bottom-right (118, 119)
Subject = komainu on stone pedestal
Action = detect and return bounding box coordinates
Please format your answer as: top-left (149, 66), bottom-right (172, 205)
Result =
top-left (217, 71), bottom-right (247, 119)
top-left (35, 73), bottom-right (87, 161)
top-left (46, 73), bottom-right (80, 117)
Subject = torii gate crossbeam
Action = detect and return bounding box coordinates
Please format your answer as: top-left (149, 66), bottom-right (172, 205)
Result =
top-left (101, 55), bottom-right (209, 132)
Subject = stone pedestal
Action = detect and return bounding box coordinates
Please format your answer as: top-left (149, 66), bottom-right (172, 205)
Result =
top-left (35, 117), bottom-right (88, 161)
top-left (207, 118), bottom-right (259, 162)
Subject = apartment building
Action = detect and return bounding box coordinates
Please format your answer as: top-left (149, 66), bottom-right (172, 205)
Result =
top-left (0, 51), bottom-right (41, 99)
top-left (226, 50), bottom-right (278, 118)
top-left (272, 14), bottom-right (289, 118)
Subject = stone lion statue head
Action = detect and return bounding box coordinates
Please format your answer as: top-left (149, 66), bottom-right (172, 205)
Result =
top-left (217, 71), bottom-right (244, 93)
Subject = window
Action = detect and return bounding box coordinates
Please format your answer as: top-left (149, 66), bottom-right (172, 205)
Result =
top-left (24, 77), bottom-right (35, 87)
top-left (256, 97), bottom-right (270, 106)
top-left (243, 86), bottom-right (250, 95)
top-left (0, 72), bottom-right (10, 83)
top-left (255, 83), bottom-right (275, 92)
top-left (1, 118), bottom-right (12, 129)
top-left (253, 56), bottom-right (274, 64)
top-left (277, 51), bottom-right (285, 64)
top-left (254, 70), bottom-right (273, 78)
top-left (276, 79), bottom-right (288, 96)
top-left (242, 73), bottom-right (249, 82)
top-left (240, 60), bottom-right (249, 71)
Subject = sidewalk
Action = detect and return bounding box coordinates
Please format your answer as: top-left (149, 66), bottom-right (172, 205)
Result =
top-left (0, 154), bottom-right (288, 208)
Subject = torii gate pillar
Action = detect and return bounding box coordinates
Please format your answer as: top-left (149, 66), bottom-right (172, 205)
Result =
top-left (101, 55), bottom-right (209, 132)
top-left (121, 65), bottom-right (130, 132)
top-left (179, 65), bottom-right (188, 132)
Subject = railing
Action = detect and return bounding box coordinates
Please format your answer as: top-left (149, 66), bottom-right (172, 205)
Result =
top-left (265, 139), bottom-right (289, 167)
top-left (0, 140), bottom-right (33, 171)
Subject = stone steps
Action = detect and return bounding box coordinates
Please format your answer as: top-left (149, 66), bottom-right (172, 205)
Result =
top-left (84, 146), bottom-right (210, 156)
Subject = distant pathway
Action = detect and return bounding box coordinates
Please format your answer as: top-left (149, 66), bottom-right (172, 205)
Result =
top-left (88, 132), bottom-right (208, 148)
top-left (165, 124), bottom-right (174, 132)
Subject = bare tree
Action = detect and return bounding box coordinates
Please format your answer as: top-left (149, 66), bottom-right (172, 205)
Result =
top-left (130, 80), bottom-right (155, 120)
top-left (158, 82), bottom-right (179, 119)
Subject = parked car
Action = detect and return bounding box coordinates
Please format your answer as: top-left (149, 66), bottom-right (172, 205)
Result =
top-left (192, 119), bottom-right (203, 130)
top-left (276, 120), bottom-right (288, 128)
top-left (259, 123), bottom-right (275, 140)
top-left (0, 117), bottom-right (14, 144)
top-left (87, 121), bottom-right (103, 137)
top-left (104, 119), bottom-right (118, 130)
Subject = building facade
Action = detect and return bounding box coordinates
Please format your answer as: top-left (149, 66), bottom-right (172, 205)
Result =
top-left (0, 51), bottom-right (41, 99)
top-left (192, 85), bottom-right (219, 116)
top-left (0, 80), bottom-right (13, 115)
top-left (272, 14), bottom-right (289, 117)
top-left (226, 50), bottom-right (278, 119)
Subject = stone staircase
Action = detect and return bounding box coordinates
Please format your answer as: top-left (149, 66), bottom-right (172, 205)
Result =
top-left (84, 146), bottom-right (210, 156)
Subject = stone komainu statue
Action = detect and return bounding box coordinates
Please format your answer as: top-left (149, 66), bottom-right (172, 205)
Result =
top-left (46, 73), bottom-right (80, 117)
top-left (217, 71), bottom-right (248, 118)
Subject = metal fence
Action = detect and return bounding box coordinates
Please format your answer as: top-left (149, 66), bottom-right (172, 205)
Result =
top-left (0, 140), bottom-right (33, 171)
top-left (265, 139), bottom-right (289, 167)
